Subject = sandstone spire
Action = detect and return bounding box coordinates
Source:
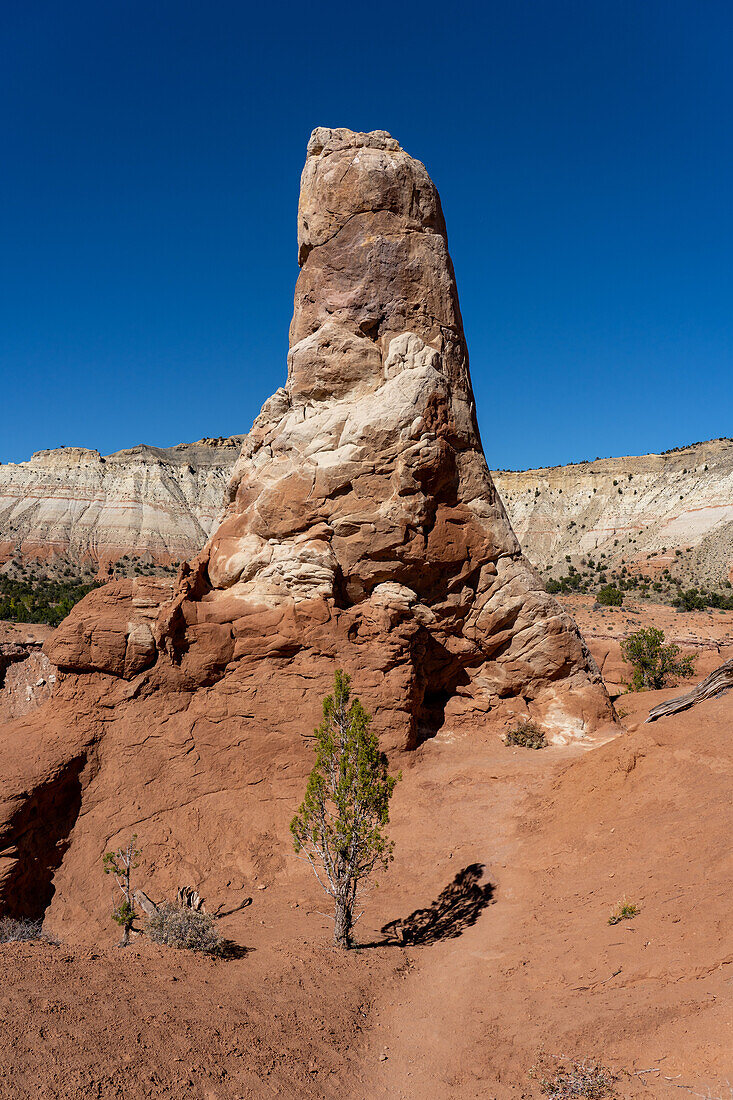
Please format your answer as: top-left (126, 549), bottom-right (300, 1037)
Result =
top-left (152, 126), bottom-right (613, 748)
top-left (0, 128), bottom-right (613, 934)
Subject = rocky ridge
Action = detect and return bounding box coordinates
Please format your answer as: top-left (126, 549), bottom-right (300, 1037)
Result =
top-left (2, 436), bottom-right (730, 588)
top-left (0, 437), bottom-right (244, 575)
top-left (493, 438), bottom-right (733, 583)
top-left (0, 127), bottom-right (613, 935)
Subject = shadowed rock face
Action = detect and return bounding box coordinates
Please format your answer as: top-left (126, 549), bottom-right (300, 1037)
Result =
top-left (1, 129), bottom-right (614, 934)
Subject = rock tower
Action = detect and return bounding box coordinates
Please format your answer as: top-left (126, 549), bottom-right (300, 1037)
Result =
top-left (0, 129), bottom-right (613, 932)
top-left (154, 126), bottom-right (613, 747)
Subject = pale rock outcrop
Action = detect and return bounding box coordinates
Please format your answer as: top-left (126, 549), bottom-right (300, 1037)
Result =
top-left (0, 438), bottom-right (243, 574)
top-left (3, 434), bottom-right (730, 584)
top-left (494, 438), bottom-right (733, 583)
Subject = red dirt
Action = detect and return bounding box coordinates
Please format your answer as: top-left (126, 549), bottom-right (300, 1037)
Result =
top-left (1, 639), bottom-right (730, 1098)
top-left (562, 594), bottom-right (733, 696)
top-left (0, 601), bottom-right (729, 1097)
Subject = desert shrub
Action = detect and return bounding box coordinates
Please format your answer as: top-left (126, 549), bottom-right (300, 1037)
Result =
top-left (546, 573), bottom-right (584, 595)
top-left (146, 904), bottom-right (222, 955)
top-left (530, 1055), bottom-right (617, 1098)
top-left (596, 585), bottom-right (623, 607)
top-left (0, 917), bottom-right (55, 944)
top-left (674, 587), bottom-right (707, 611)
top-left (608, 898), bottom-right (639, 925)
top-left (504, 721), bottom-right (546, 750)
top-left (675, 587), bottom-right (733, 612)
top-left (620, 627), bottom-right (695, 691)
top-left (103, 836), bottom-right (141, 946)
top-left (291, 670), bottom-right (400, 948)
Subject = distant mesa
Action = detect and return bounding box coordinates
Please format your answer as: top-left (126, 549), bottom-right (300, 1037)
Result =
top-left (0, 437), bottom-right (245, 577)
top-left (2, 437), bottom-right (730, 586)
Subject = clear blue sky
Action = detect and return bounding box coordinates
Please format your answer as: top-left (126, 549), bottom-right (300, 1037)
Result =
top-left (1, 1), bottom-right (731, 468)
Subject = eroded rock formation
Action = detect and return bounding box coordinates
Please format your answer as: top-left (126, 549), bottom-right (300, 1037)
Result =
top-left (493, 438), bottom-right (733, 583)
top-left (0, 128), bottom-right (614, 932)
top-left (152, 126), bottom-right (613, 746)
top-left (0, 624), bottom-right (56, 723)
top-left (3, 435), bottom-right (730, 585)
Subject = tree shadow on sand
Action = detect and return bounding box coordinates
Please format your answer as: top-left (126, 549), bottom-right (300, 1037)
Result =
top-left (217, 939), bottom-right (251, 960)
top-left (375, 863), bottom-right (495, 947)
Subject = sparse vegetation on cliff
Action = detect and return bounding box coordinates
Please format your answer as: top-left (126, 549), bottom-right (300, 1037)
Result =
top-left (544, 559), bottom-right (733, 612)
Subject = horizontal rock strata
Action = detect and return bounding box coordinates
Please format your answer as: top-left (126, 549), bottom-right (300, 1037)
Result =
top-left (493, 438), bottom-right (733, 583)
top-left (0, 438), bottom-right (243, 574)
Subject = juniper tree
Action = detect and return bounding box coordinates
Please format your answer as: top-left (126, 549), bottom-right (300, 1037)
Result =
top-left (621, 627), bottom-right (695, 691)
top-left (291, 670), bottom-right (400, 948)
top-left (103, 835), bottom-right (141, 946)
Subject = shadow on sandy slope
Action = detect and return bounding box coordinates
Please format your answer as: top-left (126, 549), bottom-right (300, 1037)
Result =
top-left (374, 863), bottom-right (495, 947)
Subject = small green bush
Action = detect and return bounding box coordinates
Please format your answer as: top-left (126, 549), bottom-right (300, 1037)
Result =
top-left (146, 904), bottom-right (222, 955)
top-left (597, 585), bottom-right (623, 607)
top-left (504, 721), bottom-right (546, 750)
top-left (674, 587), bottom-right (733, 612)
top-left (608, 898), bottom-right (639, 925)
top-left (621, 627), bottom-right (695, 691)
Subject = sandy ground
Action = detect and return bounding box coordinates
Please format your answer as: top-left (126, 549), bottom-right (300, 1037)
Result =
top-left (0, 621), bottom-right (53, 645)
top-left (0, 602), bottom-right (731, 1098)
top-left (562, 593), bottom-right (733, 662)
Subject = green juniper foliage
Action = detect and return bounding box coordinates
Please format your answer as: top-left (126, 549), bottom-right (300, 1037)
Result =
top-left (0, 573), bottom-right (99, 627)
top-left (291, 670), bottom-right (400, 948)
top-left (103, 835), bottom-right (141, 946)
top-left (620, 627), bottom-right (696, 691)
top-left (596, 584), bottom-right (623, 607)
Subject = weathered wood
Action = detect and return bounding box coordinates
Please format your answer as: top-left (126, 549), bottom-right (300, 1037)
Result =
top-left (176, 885), bottom-right (205, 912)
top-left (134, 890), bottom-right (160, 917)
top-left (646, 658), bottom-right (733, 722)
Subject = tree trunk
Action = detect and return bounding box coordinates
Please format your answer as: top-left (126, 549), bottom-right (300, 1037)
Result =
top-left (119, 923), bottom-right (130, 947)
top-left (646, 657), bottom-right (733, 722)
top-left (333, 897), bottom-right (352, 948)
